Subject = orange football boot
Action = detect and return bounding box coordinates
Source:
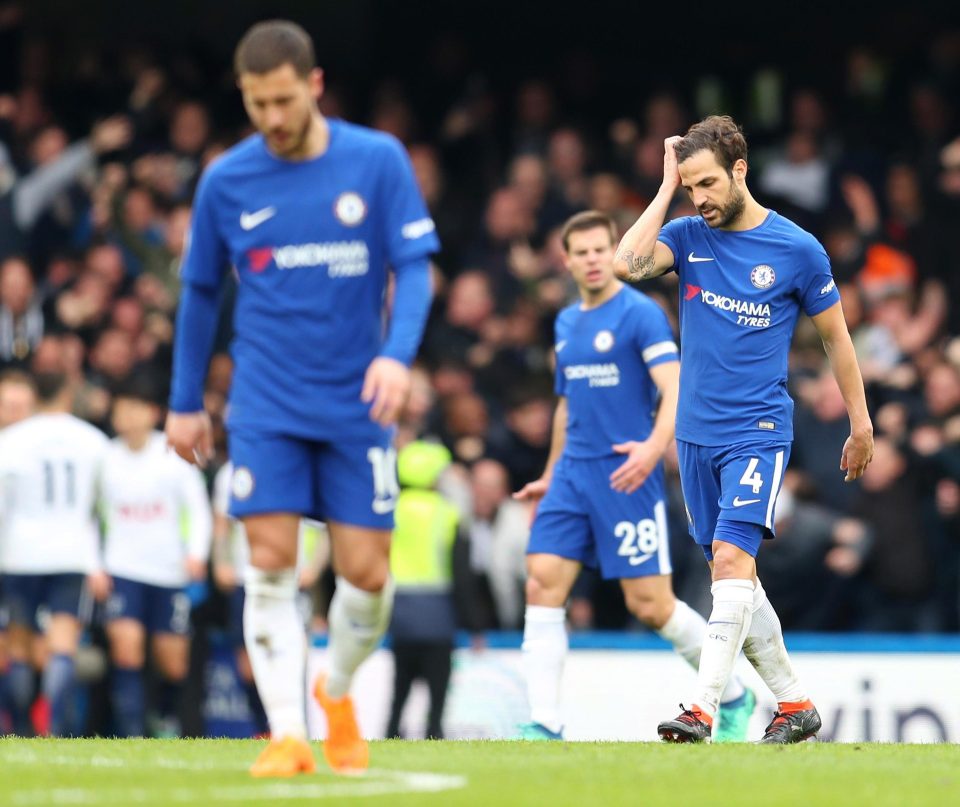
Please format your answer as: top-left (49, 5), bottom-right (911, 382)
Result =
top-left (249, 735), bottom-right (317, 778)
top-left (313, 675), bottom-right (369, 774)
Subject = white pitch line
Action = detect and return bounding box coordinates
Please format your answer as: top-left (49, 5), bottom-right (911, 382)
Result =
top-left (8, 771), bottom-right (468, 805)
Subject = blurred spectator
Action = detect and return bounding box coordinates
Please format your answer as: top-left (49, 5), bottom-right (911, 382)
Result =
top-left (454, 458), bottom-right (529, 631)
top-left (852, 437), bottom-right (937, 631)
top-left (0, 115), bottom-right (131, 263)
top-left (757, 487), bottom-right (873, 631)
top-left (0, 255), bottom-right (42, 367)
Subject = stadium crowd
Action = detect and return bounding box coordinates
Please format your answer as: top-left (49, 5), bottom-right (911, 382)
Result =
top-left (0, 6), bottom-right (959, 736)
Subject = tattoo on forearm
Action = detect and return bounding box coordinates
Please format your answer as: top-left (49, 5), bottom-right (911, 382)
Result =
top-left (616, 250), bottom-right (656, 281)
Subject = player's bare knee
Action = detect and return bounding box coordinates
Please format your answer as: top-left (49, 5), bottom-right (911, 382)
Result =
top-left (110, 645), bottom-right (144, 669)
top-left (344, 564), bottom-right (389, 593)
top-left (248, 543), bottom-right (297, 571)
top-left (626, 595), bottom-right (671, 629)
top-left (525, 575), bottom-right (565, 607)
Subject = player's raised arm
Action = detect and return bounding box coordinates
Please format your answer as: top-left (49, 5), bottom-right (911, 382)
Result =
top-left (612, 136), bottom-right (682, 283)
top-left (811, 302), bottom-right (874, 481)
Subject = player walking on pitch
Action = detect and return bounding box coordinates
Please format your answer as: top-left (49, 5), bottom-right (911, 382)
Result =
top-left (612, 116), bottom-right (874, 743)
top-left (165, 20), bottom-right (438, 775)
top-left (514, 211), bottom-right (755, 742)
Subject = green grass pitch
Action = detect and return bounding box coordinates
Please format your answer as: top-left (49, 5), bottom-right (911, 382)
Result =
top-left (1, 738), bottom-right (957, 806)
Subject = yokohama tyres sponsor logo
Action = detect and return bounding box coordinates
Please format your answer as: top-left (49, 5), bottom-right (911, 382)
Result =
top-left (685, 284), bottom-right (772, 328)
top-left (245, 241), bottom-right (370, 276)
top-left (564, 362), bottom-right (620, 387)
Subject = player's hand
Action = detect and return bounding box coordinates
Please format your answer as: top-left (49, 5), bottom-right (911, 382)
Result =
top-left (662, 136), bottom-right (683, 190)
top-left (361, 356), bottom-right (410, 426)
top-left (184, 556), bottom-right (207, 582)
top-left (610, 441), bottom-right (660, 494)
top-left (87, 571), bottom-right (112, 602)
top-left (165, 411), bottom-right (214, 467)
top-left (298, 564), bottom-right (320, 591)
top-left (213, 562), bottom-right (238, 592)
top-left (840, 428), bottom-right (874, 482)
top-left (513, 477), bottom-right (550, 502)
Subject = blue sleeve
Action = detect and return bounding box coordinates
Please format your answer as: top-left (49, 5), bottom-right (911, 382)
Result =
top-left (796, 235), bottom-right (841, 317)
top-left (169, 281), bottom-right (222, 413)
top-left (656, 217), bottom-right (686, 272)
top-left (380, 257), bottom-right (433, 365)
top-left (378, 137), bottom-right (441, 266)
top-left (633, 299), bottom-right (679, 370)
top-left (180, 168), bottom-right (229, 289)
top-left (553, 317), bottom-right (568, 396)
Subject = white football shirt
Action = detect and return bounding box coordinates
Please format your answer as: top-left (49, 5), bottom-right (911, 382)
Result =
top-left (0, 412), bottom-right (108, 574)
top-left (101, 431), bottom-right (212, 587)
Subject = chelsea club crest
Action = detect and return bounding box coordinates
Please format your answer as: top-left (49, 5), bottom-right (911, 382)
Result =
top-left (750, 264), bottom-right (776, 289)
top-left (593, 330), bottom-right (615, 352)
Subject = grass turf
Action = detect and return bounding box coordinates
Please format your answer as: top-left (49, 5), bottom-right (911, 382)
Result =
top-left (1, 738), bottom-right (957, 806)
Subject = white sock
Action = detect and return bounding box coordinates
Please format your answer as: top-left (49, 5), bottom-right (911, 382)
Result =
top-left (325, 576), bottom-right (394, 699)
top-left (243, 567), bottom-right (307, 739)
top-left (694, 579), bottom-right (754, 718)
top-left (521, 605), bottom-right (567, 734)
top-left (657, 599), bottom-right (745, 705)
top-left (742, 580), bottom-right (807, 703)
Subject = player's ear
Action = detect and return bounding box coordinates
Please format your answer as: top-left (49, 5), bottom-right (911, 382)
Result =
top-left (309, 68), bottom-right (324, 101)
top-left (733, 158), bottom-right (748, 182)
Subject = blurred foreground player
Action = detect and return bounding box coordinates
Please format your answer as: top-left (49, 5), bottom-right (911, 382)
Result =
top-left (514, 211), bottom-right (754, 742)
top-left (613, 116), bottom-right (873, 742)
top-left (165, 20), bottom-right (438, 775)
top-left (0, 372), bottom-right (108, 736)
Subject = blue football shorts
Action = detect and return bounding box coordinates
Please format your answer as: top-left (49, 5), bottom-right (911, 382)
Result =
top-left (676, 439), bottom-right (791, 560)
top-left (2, 573), bottom-right (87, 631)
top-left (105, 576), bottom-right (192, 636)
top-left (527, 454), bottom-right (672, 580)
top-left (227, 428), bottom-right (396, 530)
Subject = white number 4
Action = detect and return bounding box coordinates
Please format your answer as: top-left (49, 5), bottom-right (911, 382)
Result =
top-left (739, 458), bottom-right (763, 495)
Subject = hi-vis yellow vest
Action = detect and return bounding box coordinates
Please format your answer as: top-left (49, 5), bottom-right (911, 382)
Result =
top-left (389, 489), bottom-right (458, 590)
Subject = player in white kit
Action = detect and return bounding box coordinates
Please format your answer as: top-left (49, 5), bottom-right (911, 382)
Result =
top-left (0, 372), bottom-right (109, 736)
top-left (0, 370), bottom-right (39, 732)
top-left (99, 377), bottom-right (212, 737)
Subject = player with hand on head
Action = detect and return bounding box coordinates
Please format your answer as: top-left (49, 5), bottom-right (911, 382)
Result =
top-left (99, 376), bottom-right (212, 738)
top-left (514, 210), bottom-right (754, 742)
top-left (0, 372), bottom-right (109, 737)
top-left (612, 115), bottom-right (873, 743)
top-left (165, 20), bottom-right (438, 776)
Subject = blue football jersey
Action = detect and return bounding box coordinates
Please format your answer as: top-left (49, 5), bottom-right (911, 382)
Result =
top-left (554, 286), bottom-right (678, 459)
top-left (657, 211), bottom-right (840, 447)
top-left (180, 120), bottom-right (440, 441)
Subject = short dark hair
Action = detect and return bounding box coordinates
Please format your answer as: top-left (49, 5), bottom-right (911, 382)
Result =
top-left (234, 20), bottom-right (315, 78)
top-left (675, 115), bottom-right (748, 175)
top-left (560, 210), bottom-right (617, 252)
top-left (0, 369), bottom-right (37, 394)
top-left (34, 372), bottom-right (68, 403)
top-left (112, 372), bottom-right (163, 407)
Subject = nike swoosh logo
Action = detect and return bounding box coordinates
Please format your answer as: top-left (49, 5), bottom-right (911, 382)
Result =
top-left (240, 206), bottom-right (277, 230)
top-left (629, 553), bottom-right (654, 566)
top-left (732, 496), bottom-right (761, 507)
top-left (688, 252), bottom-right (714, 263)
top-left (555, 340), bottom-right (567, 353)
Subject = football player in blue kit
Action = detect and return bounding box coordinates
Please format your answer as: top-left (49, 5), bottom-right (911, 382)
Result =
top-left (514, 211), bottom-right (754, 742)
top-left (165, 20), bottom-right (438, 775)
top-left (613, 116), bottom-right (874, 743)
